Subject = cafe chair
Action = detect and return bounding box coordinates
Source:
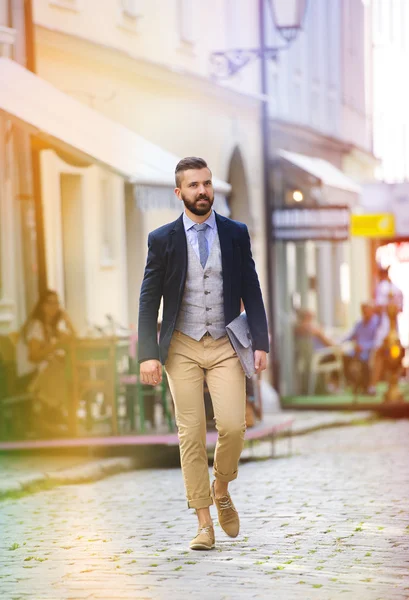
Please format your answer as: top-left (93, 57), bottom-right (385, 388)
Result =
top-left (308, 345), bottom-right (344, 395)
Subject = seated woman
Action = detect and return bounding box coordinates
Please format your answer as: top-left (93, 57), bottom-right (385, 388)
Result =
top-left (17, 290), bottom-right (76, 432)
top-left (294, 309), bottom-right (339, 393)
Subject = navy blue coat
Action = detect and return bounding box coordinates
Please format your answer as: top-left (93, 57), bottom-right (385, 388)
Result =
top-left (138, 212), bottom-right (269, 364)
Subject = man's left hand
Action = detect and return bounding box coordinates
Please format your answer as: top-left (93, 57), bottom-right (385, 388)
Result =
top-left (254, 350), bottom-right (267, 374)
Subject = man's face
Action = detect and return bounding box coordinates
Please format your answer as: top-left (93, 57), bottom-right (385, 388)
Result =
top-left (175, 168), bottom-right (214, 216)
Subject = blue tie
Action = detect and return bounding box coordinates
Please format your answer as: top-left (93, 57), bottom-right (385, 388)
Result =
top-left (193, 223), bottom-right (209, 268)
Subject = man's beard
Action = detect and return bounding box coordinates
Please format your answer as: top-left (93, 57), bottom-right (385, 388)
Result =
top-left (181, 192), bottom-right (214, 216)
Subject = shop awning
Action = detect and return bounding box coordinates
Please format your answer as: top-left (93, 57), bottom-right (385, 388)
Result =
top-left (0, 57), bottom-right (231, 194)
top-left (277, 149), bottom-right (361, 196)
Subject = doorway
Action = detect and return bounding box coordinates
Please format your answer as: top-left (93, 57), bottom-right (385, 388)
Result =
top-left (228, 147), bottom-right (252, 229)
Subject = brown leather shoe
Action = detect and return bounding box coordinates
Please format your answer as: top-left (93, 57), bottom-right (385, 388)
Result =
top-left (211, 481), bottom-right (240, 538)
top-left (189, 523), bottom-right (215, 551)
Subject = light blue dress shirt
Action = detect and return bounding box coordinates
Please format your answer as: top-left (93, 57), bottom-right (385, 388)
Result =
top-left (183, 210), bottom-right (218, 260)
top-left (343, 314), bottom-right (380, 361)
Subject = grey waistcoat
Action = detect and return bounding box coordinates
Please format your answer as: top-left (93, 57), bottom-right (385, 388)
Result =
top-left (175, 231), bottom-right (225, 341)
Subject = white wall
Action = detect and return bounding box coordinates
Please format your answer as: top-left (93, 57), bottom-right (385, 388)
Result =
top-left (267, 0), bottom-right (342, 140)
top-left (266, 0), bottom-right (372, 155)
top-left (341, 0), bottom-right (372, 152)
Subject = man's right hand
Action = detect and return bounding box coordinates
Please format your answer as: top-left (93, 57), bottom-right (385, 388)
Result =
top-left (140, 359), bottom-right (163, 386)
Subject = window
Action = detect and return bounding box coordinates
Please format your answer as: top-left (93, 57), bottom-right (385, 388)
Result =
top-left (375, 0), bottom-right (384, 40)
top-left (121, 0), bottom-right (142, 19)
top-left (0, 3), bottom-right (9, 26)
top-left (118, 0), bottom-right (142, 32)
top-left (178, 0), bottom-right (197, 45)
top-left (49, 0), bottom-right (81, 11)
top-left (225, 0), bottom-right (241, 48)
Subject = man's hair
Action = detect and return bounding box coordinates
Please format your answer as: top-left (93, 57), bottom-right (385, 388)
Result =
top-left (175, 157), bottom-right (209, 187)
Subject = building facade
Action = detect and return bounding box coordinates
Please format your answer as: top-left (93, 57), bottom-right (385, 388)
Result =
top-left (31, 0), bottom-right (266, 333)
top-left (1, 1), bottom-right (380, 401)
top-left (358, 0), bottom-right (409, 348)
top-left (263, 0), bottom-right (377, 395)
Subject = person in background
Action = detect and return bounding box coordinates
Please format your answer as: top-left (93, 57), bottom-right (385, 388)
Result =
top-left (374, 266), bottom-right (404, 313)
top-left (294, 309), bottom-right (334, 352)
top-left (294, 309), bottom-right (339, 393)
top-left (368, 267), bottom-right (404, 394)
top-left (342, 302), bottom-right (379, 392)
top-left (18, 289), bottom-right (76, 430)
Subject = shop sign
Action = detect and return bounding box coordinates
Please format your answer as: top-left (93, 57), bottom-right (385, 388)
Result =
top-left (350, 213), bottom-right (395, 238)
top-left (271, 206), bottom-right (350, 241)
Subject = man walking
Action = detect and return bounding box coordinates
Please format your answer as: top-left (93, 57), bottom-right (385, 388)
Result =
top-left (138, 157), bottom-right (269, 550)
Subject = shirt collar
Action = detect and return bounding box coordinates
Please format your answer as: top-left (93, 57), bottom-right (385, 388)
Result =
top-left (183, 210), bottom-right (216, 231)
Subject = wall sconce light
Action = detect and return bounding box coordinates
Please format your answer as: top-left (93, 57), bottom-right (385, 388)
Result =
top-left (292, 190), bottom-right (304, 202)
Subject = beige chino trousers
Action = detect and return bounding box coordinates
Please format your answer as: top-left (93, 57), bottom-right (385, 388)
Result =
top-left (165, 331), bottom-right (246, 509)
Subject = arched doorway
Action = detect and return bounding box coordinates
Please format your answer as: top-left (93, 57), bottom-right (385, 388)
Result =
top-left (228, 147), bottom-right (252, 230)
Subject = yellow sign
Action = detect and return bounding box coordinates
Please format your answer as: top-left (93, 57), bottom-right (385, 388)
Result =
top-left (350, 213), bottom-right (395, 238)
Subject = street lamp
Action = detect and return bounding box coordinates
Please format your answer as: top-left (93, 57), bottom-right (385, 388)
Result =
top-left (210, 0), bottom-right (308, 79)
top-left (209, 0), bottom-right (308, 392)
top-left (270, 0), bottom-right (308, 43)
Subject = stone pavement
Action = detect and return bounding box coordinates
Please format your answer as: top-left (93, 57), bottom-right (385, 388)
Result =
top-left (0, 420), bottom-right (408, 600)
top-left (0, 410), bottom-right (375, 498)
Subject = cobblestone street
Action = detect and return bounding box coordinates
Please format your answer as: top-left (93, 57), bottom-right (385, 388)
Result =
top-left (0, 420), bottom-right (408, 600)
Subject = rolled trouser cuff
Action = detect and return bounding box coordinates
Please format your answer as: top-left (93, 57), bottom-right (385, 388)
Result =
top-left (212, 468), bottom-right (238, 483)
top-left (188, 495), bottom-right (214, 509)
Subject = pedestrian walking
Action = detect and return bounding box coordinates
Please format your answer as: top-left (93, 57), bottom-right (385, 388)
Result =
top-left (138, 157), bottom-right (269, 550)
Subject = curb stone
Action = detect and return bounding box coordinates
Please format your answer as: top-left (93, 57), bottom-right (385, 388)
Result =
top-left (241, 410), bottom-right (378, 459)
top-left (0, 411), bottom-right (377, 499)
top-left (0, 457), bottom-right (136, 500)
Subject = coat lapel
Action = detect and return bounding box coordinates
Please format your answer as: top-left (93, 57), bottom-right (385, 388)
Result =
top-left (170, 214), bottom-right (188, 303)
top-left (215, 212), bottom-right (233, 314)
